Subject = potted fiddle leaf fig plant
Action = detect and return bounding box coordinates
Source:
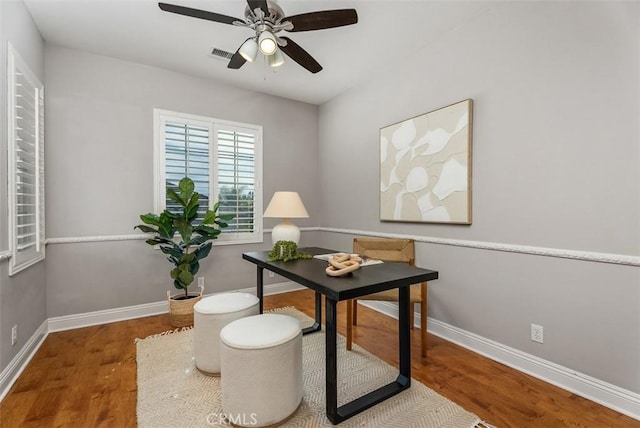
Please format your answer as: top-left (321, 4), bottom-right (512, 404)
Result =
top-left (135, 177), bottom-right (234, 327)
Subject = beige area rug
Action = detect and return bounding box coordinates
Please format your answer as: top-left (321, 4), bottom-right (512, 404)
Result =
top-left (137, 307), bottom-right (485, 427)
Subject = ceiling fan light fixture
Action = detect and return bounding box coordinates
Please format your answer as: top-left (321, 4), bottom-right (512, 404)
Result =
top-left (239, 38), bottom-right (258, 62)
top-left (268, 49), bottom-right (285, 68)
top-left (258, 30), bottom-right (277, 55)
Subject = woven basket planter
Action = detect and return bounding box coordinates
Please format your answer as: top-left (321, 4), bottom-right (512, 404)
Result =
top-left (167, 286), bottom-right (204, 328)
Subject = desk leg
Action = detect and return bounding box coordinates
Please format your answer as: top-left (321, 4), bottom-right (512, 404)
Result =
top-left (315, 292), bottom-right (322, 325)
top-left (314, 291), bottom-right (322, 329)
top-left (398, 285), bottom-right (411, 384)
top-left (325, 290), bottom-right (412, 425)
top-left (325, 297), bottom-right (339, 424)
top-left (302, 292), bottom-right (322, 335)
top-left (256, 266), bottom-right (264, 314)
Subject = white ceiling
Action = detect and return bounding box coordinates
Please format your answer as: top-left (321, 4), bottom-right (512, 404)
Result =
top-left (23, 0), bottom-right (495, 105)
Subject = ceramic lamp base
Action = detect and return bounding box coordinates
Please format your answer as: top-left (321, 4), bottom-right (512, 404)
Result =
top-left (272, 219), bottom-right (300, 245)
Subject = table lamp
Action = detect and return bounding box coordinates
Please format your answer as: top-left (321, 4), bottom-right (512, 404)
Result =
top-left (263, 191), bottom-right (309, 245)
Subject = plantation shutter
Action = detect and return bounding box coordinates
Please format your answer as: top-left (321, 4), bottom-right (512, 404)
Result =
top-left (8, 45), bottom-right (45, 275)
top-left (214, 125), bottom-right (258, 236)
top-left (154, 109), bottom-right (262, 244)
top-left (163, 121), bottom-right (211, 220)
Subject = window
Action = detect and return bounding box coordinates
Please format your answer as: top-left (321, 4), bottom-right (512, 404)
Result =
top-left (7, 44), bottom-right (45, 275)
top-left (153, 109), bottom-right (263, 244)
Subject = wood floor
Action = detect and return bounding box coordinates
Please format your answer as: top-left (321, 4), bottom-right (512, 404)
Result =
top-left (1, 289), bottom-right (637, 427)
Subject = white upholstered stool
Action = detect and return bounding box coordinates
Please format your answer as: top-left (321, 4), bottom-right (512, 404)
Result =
top-left (220, 313), bottom-right (303, 428)
top-left (193, 292), bottom-right (259, 376)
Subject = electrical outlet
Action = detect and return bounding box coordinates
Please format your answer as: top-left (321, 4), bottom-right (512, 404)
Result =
top-left (197, 277), bottom-right (205, 287)
top-left (268, 271), bottom-right (275, 278)
top-left (11, 325), bottom-right (17, 346)
top-left (531, 323), bottom-right (544, 343)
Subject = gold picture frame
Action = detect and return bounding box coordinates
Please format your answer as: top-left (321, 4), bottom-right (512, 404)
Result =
top-left (380, 99), bottom-right (473, 224)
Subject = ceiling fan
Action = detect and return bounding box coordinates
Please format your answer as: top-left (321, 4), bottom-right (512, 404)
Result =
top-left (158, 1), bottom-right (358, 73)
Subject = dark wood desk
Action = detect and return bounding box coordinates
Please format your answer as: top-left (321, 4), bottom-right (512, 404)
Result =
top-left (242, 247), bottom-right (439, 425)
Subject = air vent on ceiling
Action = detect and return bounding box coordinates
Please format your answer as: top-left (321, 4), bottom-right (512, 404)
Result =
top-left (210, 47), bottom-right (234, 61)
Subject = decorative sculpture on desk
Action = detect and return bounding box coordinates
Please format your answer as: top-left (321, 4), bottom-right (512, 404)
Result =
top-left (268, 240), bottom-right (312, 262)
top-left (325, 253), bottom-right (361, 277)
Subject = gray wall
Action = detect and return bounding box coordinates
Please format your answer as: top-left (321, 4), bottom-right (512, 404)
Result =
top-left (0, 0), bottom-right (47, 371)
top-left (44, 46), bottom-right (319, 317)
top-left (317, 2), bottom-right (639, 393)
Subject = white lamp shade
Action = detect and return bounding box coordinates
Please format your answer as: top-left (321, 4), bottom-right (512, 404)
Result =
top-left (239, 38), bottom-right (258, 62)
top-left (268, 48), bottom-right (285, 68)
top-left (263, 192), bottom-right (309, 218)
top-left (264, 192), bottom-right (309, 245)
top-left (258, 31), bottom-right (277, 55)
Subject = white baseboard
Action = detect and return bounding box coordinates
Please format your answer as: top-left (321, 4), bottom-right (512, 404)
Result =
top-left (359, 300), bottom-right (640, 421)
top-left (236, 281), bottom-right (307, 296)
top-left (48, 300), bottom-right (168, 332)
top-left (0, 319), bottom-right (48, 402)
top-left (48, 281), bottom-right (304, 333)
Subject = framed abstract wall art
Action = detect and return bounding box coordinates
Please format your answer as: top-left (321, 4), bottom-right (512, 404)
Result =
top-left (380, 99), bottom-right (473, 224)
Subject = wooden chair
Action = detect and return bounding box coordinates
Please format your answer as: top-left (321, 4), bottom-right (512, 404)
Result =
top-left (346, 237), bottom-right (428, 357)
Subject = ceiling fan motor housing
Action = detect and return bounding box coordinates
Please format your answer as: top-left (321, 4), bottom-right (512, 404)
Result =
top-left (245, 0), bottom-right (285, 26)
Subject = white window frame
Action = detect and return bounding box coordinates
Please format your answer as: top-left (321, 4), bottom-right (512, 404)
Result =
top-left (7, 43), bottom-right (45, 275)
top-left (153, 109), bottom-right (263, 245)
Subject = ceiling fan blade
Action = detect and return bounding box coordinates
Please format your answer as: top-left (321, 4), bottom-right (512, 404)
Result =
top-left (228, 52), bottom-right (247, 70)
top-left (228, 42), bottom-right (249, 69)
top-left (279, 37), bottom-right (322, 74)
top-left (158, 3), bottom-right (242, 25)
top-left (247, 0), bottom-right (269, 16)
top-left (284, 9), bottom-right (358, 32)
